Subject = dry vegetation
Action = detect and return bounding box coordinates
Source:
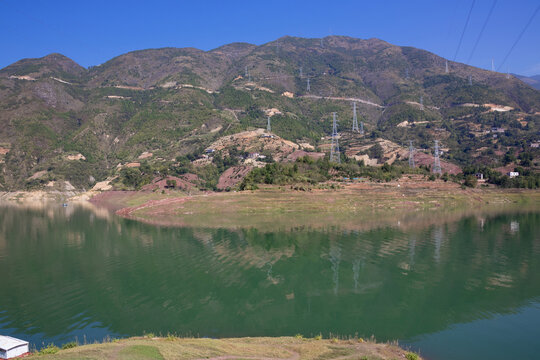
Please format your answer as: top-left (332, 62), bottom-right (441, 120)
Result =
top-left (34, 336), bottom-right (418, 360)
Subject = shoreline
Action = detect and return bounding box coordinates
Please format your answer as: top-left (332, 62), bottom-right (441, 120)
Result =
top-left (94, 181), bottom-right (538, 231)
top-left (32, 335), bottom-right (420, 359)
top-left (2, 182), bottom-right (540, 232)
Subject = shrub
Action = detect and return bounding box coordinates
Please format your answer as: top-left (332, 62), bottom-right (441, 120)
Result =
top-left (61, 341), bottom-right (77, 349)
top-left (406, 352), bottom-right (420, 360)
top-left (38, 344), bottom-right (60, 355)
top-left (464, 175), bottom-right (477, 188)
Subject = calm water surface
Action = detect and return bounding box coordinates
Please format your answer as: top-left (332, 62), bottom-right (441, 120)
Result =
top-left (0, 205), bottom-right (539, 360)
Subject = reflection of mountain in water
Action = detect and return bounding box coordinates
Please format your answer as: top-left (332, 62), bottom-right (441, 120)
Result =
top-left (0, 206), bottom-right (539, 346)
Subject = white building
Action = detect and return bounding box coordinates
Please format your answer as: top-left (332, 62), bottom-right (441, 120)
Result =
top-left (0, 336), bottom-right (29, 359)
top-left (508, 172), bottom-right (519, 178)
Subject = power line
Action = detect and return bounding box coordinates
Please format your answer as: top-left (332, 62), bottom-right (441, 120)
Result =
top-left (453, 0), bottom-right (477, 62)
top-left (466, 0), bottom-right (497, 64)
top-left (497, 4), bottom-right (540, 72)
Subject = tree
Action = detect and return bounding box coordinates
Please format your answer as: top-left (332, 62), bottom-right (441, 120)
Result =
top-left (464, 175), bottom-right (477, 188)
top-left (166, 179), bottom-right (177, 188)
top-left (369, 143), bottom-right (384, 161)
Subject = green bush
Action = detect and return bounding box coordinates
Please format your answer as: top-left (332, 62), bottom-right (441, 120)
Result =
top-left (464, 175), bottom-right (477, 188)
top-left (61, 341), bottom-right (77, 349)
top-left (38, 344), bottom-right (60, 355)
top-left (406, 352), bottom-right (420, 360)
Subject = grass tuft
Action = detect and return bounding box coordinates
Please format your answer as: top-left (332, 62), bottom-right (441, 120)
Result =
top-left (61, 341), bottom-right (77, 350)
top-left (38, 344), bottom-right (60, 355)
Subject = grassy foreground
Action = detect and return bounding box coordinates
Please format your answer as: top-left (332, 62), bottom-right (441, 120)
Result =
top-left (34, 336), bottom-right (420, 360)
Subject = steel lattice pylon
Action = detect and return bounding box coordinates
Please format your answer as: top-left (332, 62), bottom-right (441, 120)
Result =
top-left (330, 112), bottom-right (340, 163)
top-left (352, 102), bottom-right (359, 132)
top-left (433, 140), bottom-right (442, 174)
top-left (266, 116), bottom-right (271, 132)
top-left (408, 140), bottom-right (415, 168)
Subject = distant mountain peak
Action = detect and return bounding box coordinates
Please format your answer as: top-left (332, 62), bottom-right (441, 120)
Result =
top-left (0, 53), bottom-right (85, 78)
top-left (514, 74), bottom-right (540, 90)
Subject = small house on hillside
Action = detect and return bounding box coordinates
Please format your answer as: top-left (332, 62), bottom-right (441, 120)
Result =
top-left (508, 172), bottom-right (519, 178)
top-left (0, 336), bottom-right (29, 359)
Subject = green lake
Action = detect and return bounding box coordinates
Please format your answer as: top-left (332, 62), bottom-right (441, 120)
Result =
top-left (0, 204), bottom-right (539, 359)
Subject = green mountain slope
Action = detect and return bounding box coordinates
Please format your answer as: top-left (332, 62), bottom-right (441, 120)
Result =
top-left (0, 36), bottom-right (538, 190)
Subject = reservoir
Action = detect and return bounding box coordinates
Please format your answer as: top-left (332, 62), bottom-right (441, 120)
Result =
top-left (0, 205), bottom-right (538, 359)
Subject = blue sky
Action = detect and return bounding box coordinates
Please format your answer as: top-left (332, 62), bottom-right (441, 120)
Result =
top-left (1, 0), bottom-right (539, 75)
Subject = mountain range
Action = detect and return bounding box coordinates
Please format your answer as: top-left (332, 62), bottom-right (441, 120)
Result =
top-left (515, 74), bottom-right (540, 90)
top-left (0, 35), bottom-right (538, 190)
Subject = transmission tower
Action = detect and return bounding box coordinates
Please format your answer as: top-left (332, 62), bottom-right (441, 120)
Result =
top-left (405, 68), bottom-right (409, 79)
top-left (420, 96), bottom-right (424, 111)
top-left (408, 140), bottom-right (415, 168)
top-left (445, 60), bottom-right (449, 73)
top-left (306, 78), bottom-right (311, 92)
top-left (352, 102), bottom-right (359, 132)
top-left (248, 70), bottom-right (251, 82)
top-left (491, 58), bottom-right (495, 71)
top-left (469, 75), bottom-right (473, 86)
top-left (299, 66), bottom-right (303, 78)
top-left (266, 116), bottom-right (271, 132)
top-left (360, 118), bottom-right (364, 135)
top-left (433, 140), bottom-right (442, 175)
top-left (320, 38), bottom-right (324, 48)
top-left (330, 112), bottom-right (340, 163)
top-left (245, 66), bottom-right (248, 77)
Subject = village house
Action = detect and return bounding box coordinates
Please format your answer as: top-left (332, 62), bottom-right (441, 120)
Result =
top-left (508, 172), bottom-right (519, 178)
